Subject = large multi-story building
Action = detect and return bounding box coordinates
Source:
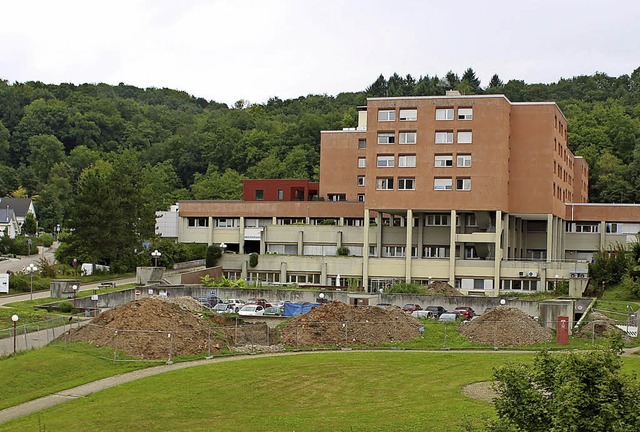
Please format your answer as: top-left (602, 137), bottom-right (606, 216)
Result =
top-left (157, 92), bottom-right (640, 296)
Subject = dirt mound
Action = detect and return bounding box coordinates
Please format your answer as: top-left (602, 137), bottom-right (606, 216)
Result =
top-left (279, 302), bottom-right (422, 347)
top-left (576, 312), bottom-right (632, 341)
top-left (425, 281), bottom-right (462, 296)
top-left (66, 297), bottom-right (222, 359)
top-left (459, 306), bottom-right (552, 347)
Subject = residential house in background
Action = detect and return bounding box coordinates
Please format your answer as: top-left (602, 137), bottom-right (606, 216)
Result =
top-left (0, 198), bottom-right (36, 232)
top-left (0, 207), bottom-right (20, 238)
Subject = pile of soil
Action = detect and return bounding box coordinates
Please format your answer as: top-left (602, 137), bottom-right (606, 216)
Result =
top-left (66, 297), bottom-right (223, 359)
top-left (576, 311), bottom-right (632, 341)
top-left (425, 281), bottom-right (462, 296)
top-left (459, 306), bottom-right (552, 347)
top-left (279, 301), bottom-right (422, 347)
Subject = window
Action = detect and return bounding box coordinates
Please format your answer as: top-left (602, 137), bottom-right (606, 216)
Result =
top-left (398, 154), bottom-right (416, 167)
top-left (328, 194), bottom-right (346, 201)
top-left (464, 246), bottom-right (478, 259)
top-left (606, 223), bottom-right (618, 233)
top-left (398, 177), bottom-right (415, 190)
top-left (457, 154), bottom-right (472, 167)
top-left (378, 132), bottom-right (395, 144)
top-left (255, 190), bottom-right (264, 200)
top-left (357, 176), bottom-right (366, 186)
top-left (358, 157), bottom-right (366, 168)
top-left (435, 131), bottom-right (454, 144)
top-left (288, 273), bottom-right (320, 284)
top-left (399, 131), bottom-right (417, 144)
top-left (399, 109), bottom-right (417, 121)
top-left (567, 223), bottom-right (600, 233)
top-left (187, 217), bottom-right (209, 227)
top-left (434, 178), bottom-right (452, 190)
top-left (358, 139), bottom-right (367, 149)
top-left (458, 108), bottom-right (473, 120)
top-left (456, 177), bottom-right (471, 191)
top-left (465, 213), bottom-right (477, 226)
top-left (267, 244), bottom-right (298, 254)
top-left (378, 109), bottom-right (396, 121)
top-left (376, 177), bottom-right (394, 190)
top-left (357, 194), bottom-right (365, 202)
top-left (424, 246), bottom-right (450, 258)
top-left (303, 245), bottom-right (338, 256)
top-left (426, 214), bottom-right (449, 226)
top-left (434, 155), bottom-right (453, 167)
top-left (277, 189), bottom-right (284, 200)
top-left (435, 108), bottom-right (454, 120)
top-left (383, 246), bottom-right (405, 257)
top-left (377, 155), bottom-right (395, 167)
top-left (277, 218), bottom-right (305, 225)
top-left (457, 131), bottom-right (472, 144)
top-left (215, 218), bottom-right (239, 228)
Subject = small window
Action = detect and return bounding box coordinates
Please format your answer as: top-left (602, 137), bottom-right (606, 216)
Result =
top-left (378, 132), bottom-right (395, 144)
top-left (456, 178), bottom-right (471, 191)
top-left (377, 155), bottom-right (395, 167)
top-left (376, 177), bottom-right (394, 190)
top-left (358, 157), bottom-right (366, 168)
top-left (426, 214), bottom-right (450, 226)
top-left (277, 189), bottom-right (284, 200)
top-left (358, 139), bottom-right (367, 149)
top-left (457, 131), bottom-right (472, 144)
top-left (378, 109), bottom-right (396, 121)
top-left (398, 177), bottom-right (415, 190)
top-left (357, 176), bottom-right (365, 186)
top-left (435, 131), bottom-right (454, 144)
top-left (434, 178), bottom-right (452, 190)
top-left (465, 214), bottom-right (477, 226)
top-left (399, 109), bottom-right (417, 121)
top-left (188, 217), bottom-right (209, 227)
top-left (435, 108), bottom-right (454, 120)
top-left (434, 155), bottom-right (453, 167)
top-left (398, 155), bottom-right (416, 167)
top-left (457, 154), bottom-right (472, 167)
top-left (458, 108), bottom-right (473, 120)
top-left (328, 194), bottom-right (346, 202)
top-left (255, 190), bottom-right (264, 200)
top-left (399, 131), bottom-right (417, 144)
top-left (357, 194), bottom-right (365, 202)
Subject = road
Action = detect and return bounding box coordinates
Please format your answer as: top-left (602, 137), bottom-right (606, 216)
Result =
top-left (0, 243), bottom-right (58, 275)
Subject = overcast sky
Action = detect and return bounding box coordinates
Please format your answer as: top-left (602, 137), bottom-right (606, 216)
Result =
top-left (1, 0), bottom-right (638, 105)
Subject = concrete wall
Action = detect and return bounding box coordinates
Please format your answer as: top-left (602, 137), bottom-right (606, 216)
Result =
top-left (539, 300), bottom-right (575, 331)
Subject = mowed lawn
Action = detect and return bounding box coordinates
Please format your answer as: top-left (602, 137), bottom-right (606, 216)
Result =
top-left (1, 351), bottom-right (537, 432)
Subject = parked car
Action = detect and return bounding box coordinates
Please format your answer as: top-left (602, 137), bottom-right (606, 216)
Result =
top-left (264, 306), bottom-right (284, 316)
top-left (246, 298), bottom-right (272, 308)
top-left (375, 303), bottom-right (394, 308)
top-left (411, 310), bottom-right (434, 319)
top-left (270, 300), bottom-right (288, 308)
top-left (207, 296), bottom-right (223, 307)
top-left (402, 304), bottom-right (423, 313)
top-left (225, 298), bottom-right (246, 312)
top-left (212, 303), bottom-right (235, 314)
top-left (238, 304), bottom-right (265, 316)
top-left (424, 305), bottom-right (447, 318)
top-left (453, 306), bottom-right (476, 320)
top-left (438, 312), bottom-right (459, 322)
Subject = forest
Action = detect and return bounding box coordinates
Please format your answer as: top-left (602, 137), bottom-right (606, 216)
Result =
top-left (1, 67), bottom-right (639, 269)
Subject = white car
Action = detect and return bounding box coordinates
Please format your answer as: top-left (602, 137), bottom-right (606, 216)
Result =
top-left (212, 303), bottom-right (235, 314)
top-left (411, 310), bottom-right (433, 319)
top-left (226, 299), bottom-right (246, 312)
top-left (238, 305), bottom-right (265, 316)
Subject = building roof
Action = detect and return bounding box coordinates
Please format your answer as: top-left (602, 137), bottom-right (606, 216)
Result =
top-left (0, 198), bottom-right (33, 217)
top-left (0, 208), bottom-right (16, 223)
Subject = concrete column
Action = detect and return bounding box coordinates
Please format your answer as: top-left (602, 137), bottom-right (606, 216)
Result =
top-left (337, 231), bottom-right (343, 249)
top-left (493, 210), bottom-right (503, 297)
top-left (546, 214), bottom-right (554, 263)
top-left (241, 260), bottom-right (248, 279)
top-left (339, 217), bottom-right (344, 227)
top-left (405, 209), bottom-right (413, 283)
top-left (239, 216), bottom-right (245, 254)
top-left (297, 230), bottom-right (304, 255)
top-left (599, 220), bottom-right (607, 250)
top-left (272, 216), bottom-right (277, 225)
top-left (259, 228), bottom-right (266, 255)
top-left (321, 261), bottom-right (327, 285)
top-left (280, 261), bottom-right (287, 284)
top-left (376, 213), bottom-right (383, 257)
top-left (503, 214), bottom-right (510, 259)
top-left (449, 209), bottom-right (457, 285)
top-left (208, 216), bottom-right (214, 246)
top-left (362, 208), bottom-right (370, 291)
top-left (417, 213), bottom-right (424, 258)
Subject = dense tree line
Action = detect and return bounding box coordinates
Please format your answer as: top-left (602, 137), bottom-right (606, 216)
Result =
top-left (0, 68), bottom-right (639, 269)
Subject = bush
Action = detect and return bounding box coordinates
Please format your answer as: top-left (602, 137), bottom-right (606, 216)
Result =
top-left (386, 283), bottom-right (426, 294)
top-left (336, 246), bottom-right (350, 256)
top-left (58, 302), bottom-right (73, 313)
top-left (206, 244), bottom-right (222, 267)
top-left (249, 253), bottom-right (259, 268)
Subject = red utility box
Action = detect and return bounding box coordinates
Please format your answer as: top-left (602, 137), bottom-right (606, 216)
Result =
top-left (557, 316), bottom-right (569, 345)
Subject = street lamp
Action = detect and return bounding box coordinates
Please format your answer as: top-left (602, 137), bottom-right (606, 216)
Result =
top-left (219, 243), bottom-right (227, 253)
top-left (26, 263), bottom-right (37, 301)
top-left (11, 314), bottom-right (18, 356)
top-left (151, 249), bottom-right (162, 267)
top-left (72, 284), bottom-right (78, 309)
top-left (554, 274), bottom-right (559, 296)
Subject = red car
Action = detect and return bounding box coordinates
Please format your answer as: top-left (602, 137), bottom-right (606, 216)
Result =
top-left (246, 298), bottom-right (272, 308)
top-left (402, 304), bottom-right (422, 313)
top-left (453, 306), bottom-right (476, 320)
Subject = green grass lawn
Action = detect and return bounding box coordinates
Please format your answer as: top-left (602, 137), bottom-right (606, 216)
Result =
top-left (1, 351), bottom-right (530, 431)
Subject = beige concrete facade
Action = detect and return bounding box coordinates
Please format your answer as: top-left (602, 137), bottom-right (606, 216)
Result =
top-left (162, 94), bottom-right (640, 297)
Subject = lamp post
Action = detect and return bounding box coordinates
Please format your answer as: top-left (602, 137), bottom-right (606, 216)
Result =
top-left (151, 249), bottom-right (162, 267)
top-left (554, 274), bottom-right (559, 296)
top-left (219, 242), bottom-right (227, 253)
top-left (26, 263), bottom-right (37, 301)
top-left (11, 314), bottom-right (18, 356)
top-left (72, 284), bottom-right (78, 310)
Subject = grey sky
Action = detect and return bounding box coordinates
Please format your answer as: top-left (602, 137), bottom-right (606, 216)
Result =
top-left (1, 0), bottom-right (638, 105)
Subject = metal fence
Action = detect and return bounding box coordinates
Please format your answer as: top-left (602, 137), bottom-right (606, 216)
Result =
top-left (0, 317), bottom-right (77, 357)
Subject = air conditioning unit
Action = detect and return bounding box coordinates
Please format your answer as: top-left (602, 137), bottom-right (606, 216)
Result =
top-left (519, 271), bottom-right (525, 277)
top-left (528, 271), bottom-right (538, 277)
